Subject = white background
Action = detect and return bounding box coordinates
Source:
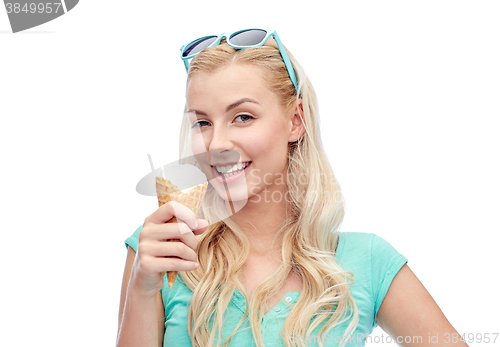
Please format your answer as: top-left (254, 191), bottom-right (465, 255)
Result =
top-left (1, 1), bottom-right (499, 346)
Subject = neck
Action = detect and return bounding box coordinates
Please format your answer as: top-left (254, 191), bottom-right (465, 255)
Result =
top-left (229, 187), bottom-right (292, 257)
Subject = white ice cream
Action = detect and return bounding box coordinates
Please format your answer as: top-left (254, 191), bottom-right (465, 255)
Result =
top-left (161, 163), bottom-right (207, 193)
top-left (136, 161), bottom-right (209, 197)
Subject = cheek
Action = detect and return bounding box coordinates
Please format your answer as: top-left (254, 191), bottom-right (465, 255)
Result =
top-left (190, 134), bottom-right (213, 178)
top-left (191, 134), bottom-right (207, 155)
top-left (250, 127), bottom-right (288, 161)
top-left (243, 134), bottom-right (267, 160)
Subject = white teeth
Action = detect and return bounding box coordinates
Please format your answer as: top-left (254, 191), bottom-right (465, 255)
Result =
top-left (214, 162), bottom-right (250, 176)
top-left (228, 163), bottom-right (243, 173)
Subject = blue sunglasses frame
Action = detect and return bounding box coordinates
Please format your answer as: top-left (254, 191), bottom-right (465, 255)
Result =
top-left (180, 28), bottom-right (298, 91)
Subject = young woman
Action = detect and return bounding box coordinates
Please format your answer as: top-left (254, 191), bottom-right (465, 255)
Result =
top-left (116, 29), bottom-right (467, 347)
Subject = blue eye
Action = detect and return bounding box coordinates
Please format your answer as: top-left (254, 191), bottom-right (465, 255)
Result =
top-left (235, 114), bottom-right (254, 122)
top-left (191, 120), bottom-right (211, 128)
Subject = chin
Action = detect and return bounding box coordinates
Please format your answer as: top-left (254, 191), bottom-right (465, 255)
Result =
top-left (207, 184), bottom-right (248, 216)
top-left (211, 182), bottom-right (250, 203)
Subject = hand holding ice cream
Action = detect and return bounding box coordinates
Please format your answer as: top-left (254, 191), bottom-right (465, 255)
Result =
top-left (155, 164), bottom-right (208, 288)
top-left (133, 157), bottom-right (209, 291)
top-left (134, 154), bottom-right (248, 290)
top-left (130, 200), bottom-right (208, 297)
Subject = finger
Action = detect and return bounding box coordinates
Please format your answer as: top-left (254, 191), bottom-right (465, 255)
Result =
top-left (160, 257), bottom-right (199, 272)
top-left (143, 222), bottom-right (191, 237)
top-left (192, 219), bottom-right (209, 236)
top-left (147, 201), bottom-right (199, 230)
top-left (141, 223), bottom-right (199, 251)
top-left (145, 257), bottom-right (199, 273)
top-left (149, 241), bottom-right (198, 262)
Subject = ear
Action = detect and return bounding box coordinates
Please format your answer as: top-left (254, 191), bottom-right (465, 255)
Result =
top-left (288, 99), bottom-right (305, 143)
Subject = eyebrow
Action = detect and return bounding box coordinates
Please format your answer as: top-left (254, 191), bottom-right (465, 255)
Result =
top-left (187, 98), bottom-right (260, 117)
top-left (225, 98), bottom-right (260, 112)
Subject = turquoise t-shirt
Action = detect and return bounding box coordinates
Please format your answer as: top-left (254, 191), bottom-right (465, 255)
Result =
top-left (125, 228), bottom-right (407, 346)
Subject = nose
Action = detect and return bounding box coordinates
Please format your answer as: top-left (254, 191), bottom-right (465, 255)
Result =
top-left (206, 125), bottom-right (241, 164)
top-left (190, 120), bottom-right (239, 166)
top-left (208, 124), bottom-right (233, 155)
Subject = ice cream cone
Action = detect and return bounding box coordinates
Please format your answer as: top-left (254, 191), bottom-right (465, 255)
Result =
top-left (155, 176), bottom-right (178, 207)
top-left (155, 177), bottom-right (208, 289)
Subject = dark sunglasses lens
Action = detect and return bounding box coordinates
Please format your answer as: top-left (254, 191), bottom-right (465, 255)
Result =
top-left (183, 36), bottom-right (218, 57)
top-left (229, 29), bottom-right (267, 46)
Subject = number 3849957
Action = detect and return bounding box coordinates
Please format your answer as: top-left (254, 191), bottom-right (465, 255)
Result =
top-left (5, 3), bottom-right (63, 14)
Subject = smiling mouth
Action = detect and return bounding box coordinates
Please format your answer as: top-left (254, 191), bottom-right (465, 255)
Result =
top-left (211, 161), bottom-right (252, 178)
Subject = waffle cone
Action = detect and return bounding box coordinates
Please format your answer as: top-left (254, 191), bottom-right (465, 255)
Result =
top-left (155, 177), bottom-right (178, 207)
top-left (155, 177), bottom-right (208, 289)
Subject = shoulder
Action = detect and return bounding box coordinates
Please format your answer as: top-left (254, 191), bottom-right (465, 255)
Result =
top-left (336, 231), bottom-right (408, 297)
top-left (337, 231), bottom-right (375, 249)
top-left (336, 231), bottom-right (381, 259)
top-left (337, 232), bottom-right (408, 326)
top-left (337, 231), bottom-right (407, 273)
top-left (337, 231), bottom-right (404, 259)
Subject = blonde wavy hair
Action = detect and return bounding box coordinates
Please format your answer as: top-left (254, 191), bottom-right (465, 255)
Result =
top-left (177, 39), bottom-right (359, 347)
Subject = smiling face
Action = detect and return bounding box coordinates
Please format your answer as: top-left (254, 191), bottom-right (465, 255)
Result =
top-left (186, 63), bottom-right (302, 205)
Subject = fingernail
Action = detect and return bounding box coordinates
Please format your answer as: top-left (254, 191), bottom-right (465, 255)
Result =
top-left (193, 220), bottom-right (199, 229)
top-left (194, 262), bottom-right (200, 268)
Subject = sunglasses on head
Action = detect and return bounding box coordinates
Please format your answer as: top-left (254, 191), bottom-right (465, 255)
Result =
top-left (180, 28), bottom-right (298, 91)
